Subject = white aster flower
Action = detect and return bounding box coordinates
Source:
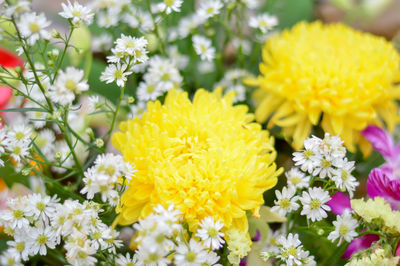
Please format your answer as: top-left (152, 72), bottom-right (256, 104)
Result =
top-left (92, 33), bottom-right (113, 52)
top-left (33, 129), bottom-right (55, 159)
top-left (49, 67), bottom-right (89, 105)
top-left (327, 210), bottom-right (358, 246)
top-left (285, 167), bottom-right (310, 189)
top-left (7, 238), bottom-right (31, 261)
top-left (196, 217), bottom-right (225, 250)
top-left (249, 13), bottom-right (278, 33)
top-left (271, 186), bottom-right (300, 217)
top-left (59, 1), bottom-right (94, 26)
top-left (25, 193), bottom-right (58, 221)
top-left (116, 252), bottom-right (137, 266)
top-left (97, 10), bottom-right (119, 28)
top-left (192, 35), bottom-right (216, 61)
top-left (312, 154), bottom-right (343, 179)
top-left (100, 63), bottom-right (132, 87)
top-left (277, 233), bottom-right (303, 266)
top-left (175, 238), bottom-right (208, 266)
top-left (292, 137), bottom-right (321, 174)
top-left (331, 159), bottom-right (359, 197)
top-left (18, 12), bottom-right (51, 45)
top-left (114, 34), bottom-right (148, 63)
top-left (0, 250), bottom-right (24, 266)
top-left (27, 226), bottom-right (57, 256)
top-left (299, 187), bottom-right (331, 222)
top-left (136, 81), bottom-right (163, 102)
top-left (158, 0), bottom-right (183, 14)
top-left (6, 140), bottom-right (30, 163)
top-left (197, 0), bottom-right (223, 20)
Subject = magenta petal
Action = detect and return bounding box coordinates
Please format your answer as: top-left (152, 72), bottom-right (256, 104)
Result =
top-left (342, 234), bottom-right (379, 258)
top-left (327, 191), bottom-right (351, 215)
top-left (362, 125), bottom-right (395, 159)
top-left (367, 168), bottom-right (400, 210)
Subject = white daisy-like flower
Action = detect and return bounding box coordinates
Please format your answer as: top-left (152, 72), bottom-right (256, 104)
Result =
top-left (7, 237), bottom-right (32, 261)
top-left (18, 12), bottom-right (51, 45)
top-left (7, 125), bottom-right (32, 144)
top-left (115, 252), bottom-right (137, 266)
top-left (91, 33), bottom-right (113, 52)
top-left (114, 34), bottom-right (148, 63)
top-left (158, 0), bottom-right (183, 14)
top-left (271, 186), bottom-right (300, 217)
top-left (25, 193), bottom-right (58, 221)
top-left (59, 1), bottom-right (94, 26)
top-left (249, 13), bottom-right (278, 33)
top-left (299, 187), bottom-right (331, 222)
top-left (4, 0), bottom-right (31, 17)
top-left (97, 10), bottom-right (119, 28)
top-left (192, 35), bottom-right (216, 61)
top-left (292, 137), bottom-right (321, 174)
top-left (196, 217), bottom-right (225, 250)
top-left (175, 238), bottom-right (208, 266)
top-left (327, 210), bottom-right (358, 246)
top-left (0, 250), bottom-right (24, 266)
top-left (25, 102), bottom-right (47, 129)
top-left (322, 133), bottom-right (346, 159)
top-left (285, 168), bottom-right (310, 189)
top-left (312, 154), bottom-right (344, 179)
top-left (49, 67), bottom-right (89, 105)
top-left (6, 140), bottom-right (30, 163)
top-left (277, 233), bottom-right (303, 266)
top-left (197, 0), bottom-right (223, 20)
top-left (100, 63), bottom-right (132, 87)
top-left (27, 226), bottom-right (57, 256)
top-left (331, 159), bottom-right (359, 197)
top-left (136, 81), bottom-right (163, 102)
top-left (0, 198), bottom-right (29, 230)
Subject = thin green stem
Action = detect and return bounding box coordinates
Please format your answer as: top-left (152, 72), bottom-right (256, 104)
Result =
top-left (53, 25), bottom-right (75, 82)
top-left (146, 0), bottom-right (165, 54)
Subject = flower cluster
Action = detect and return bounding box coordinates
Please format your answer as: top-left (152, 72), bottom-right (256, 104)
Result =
top-left (0, 193), bottom-right (122, 266)
top-left (81, 153), bottom-right (136, 205)
top-left (130, 204), bottom-right (222, 265)
top-left (101, 34), bottom-right (148, 87)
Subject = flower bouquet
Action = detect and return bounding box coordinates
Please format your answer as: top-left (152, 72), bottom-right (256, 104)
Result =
top-left (0, 0), bottom-right (399, 265)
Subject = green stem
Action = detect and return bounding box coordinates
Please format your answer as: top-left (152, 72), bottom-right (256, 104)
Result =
top-left (145, 0), bottom-right (165, 54)
top-left (104, 82), bottom-right (126, 149)
top-left (53, 25), bottom-right (74, 82)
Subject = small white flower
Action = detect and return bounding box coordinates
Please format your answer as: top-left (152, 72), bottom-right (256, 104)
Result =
top-left (136, 81), bottom-right (163, 102)
top-left (0, 250), bottom-right (24, 266)
top-left (33, 129), bottom-right (55, 159)
top-left (197, 0), bottom-right (223, 20)
top-left (115, 252), bottom-right (137, 266)
top-left (18, 12), bottom-right (51, 45)
top-left (271, 186), bottom-right (300, 217)
top-left (97, 10), bottom-right (119, 28)
top-left (175, 239), bottom-right (208, 266)
top-left (25, 193), bottom-right (58, 221)
top-left (7, 238), bottom-right (31, 261)
top-left (299, 187), bottom-right (331, 222)
top-left (196, 217), bottom-right (225, 250)
top-left (27, 226), bottom-right (57, 256)
top-left (277, 233), bottom-right (303, 266)
top-left (327, 210), bottom-right (358, 246)
top-left (59, 1), bottom-right (94, 26)
top-left (91, 33), bottom-right (113, 52)
top-left (285, 168), bottom-right (310, 189)
top-left (158, 0), bottom-right (183, 14)
top-left (312, 154), bottom-right (343, 179)
top-left (192, 35), bottom-right (216, 61)
top-left (249, 13), bottom-right (278, 33)
top-left (114, 34), bottom-right (148, 63)
top-left (49, 67), bottom-right (89, 105)
top-left (292, 137), bottom-right (321, 174)
top-left (100, 63), bottom-right (132, 87)
top-left (331, 159), bottom-right (359, 197)
top-left (0, 198), bottom-right (29, 230)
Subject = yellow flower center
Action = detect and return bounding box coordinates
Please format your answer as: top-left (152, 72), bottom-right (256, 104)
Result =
top-left (339, 225), bottom-right (349, 236)
top-left (37, 235), bottom-right (47, 245)
top-left (280, 198), bottom-right (291, 209)
top-left (310, 199), bottom-right (321, 210)
top-left (16, 242), bottom-right (25, 252)
top-left (208, 228), bottom-right (218, 238)
top-left (290, 177), bottom-right (301, 185)
top-left (186, 251), bottom-right (197, 262)
top-left (16, 132), bottom-right (25, 140)
top-left (36, 202), bottom-right (46, 211)
top-left (29, 23), bottom-right (40, 33)
top-left (164, 0), bottom-right (174, 6)
top-left (65, 79), bottom-right (77, 91)
top-left (288, 246), bottom-right (298, 256)
top-left (114, 70), bottom-right (123, 79)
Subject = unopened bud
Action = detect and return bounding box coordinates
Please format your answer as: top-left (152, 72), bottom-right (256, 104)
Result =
top-left (55, 151), bottom-right (62, 160)
top-left (128, 96), bottom-right (135, 104)
top-left (85, 128), bottom-right (94, 139)
top-left (95, 138), bottom-right (104, 148)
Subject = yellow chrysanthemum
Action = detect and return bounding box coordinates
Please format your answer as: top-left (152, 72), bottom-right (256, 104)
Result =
top-left (112, 88), bottom-right (282, 233)
top-left (249, 21), bottom-right (400, 153)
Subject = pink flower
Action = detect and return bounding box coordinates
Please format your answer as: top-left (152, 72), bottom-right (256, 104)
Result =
top-left (362, 125), bottom-right (400, 210)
